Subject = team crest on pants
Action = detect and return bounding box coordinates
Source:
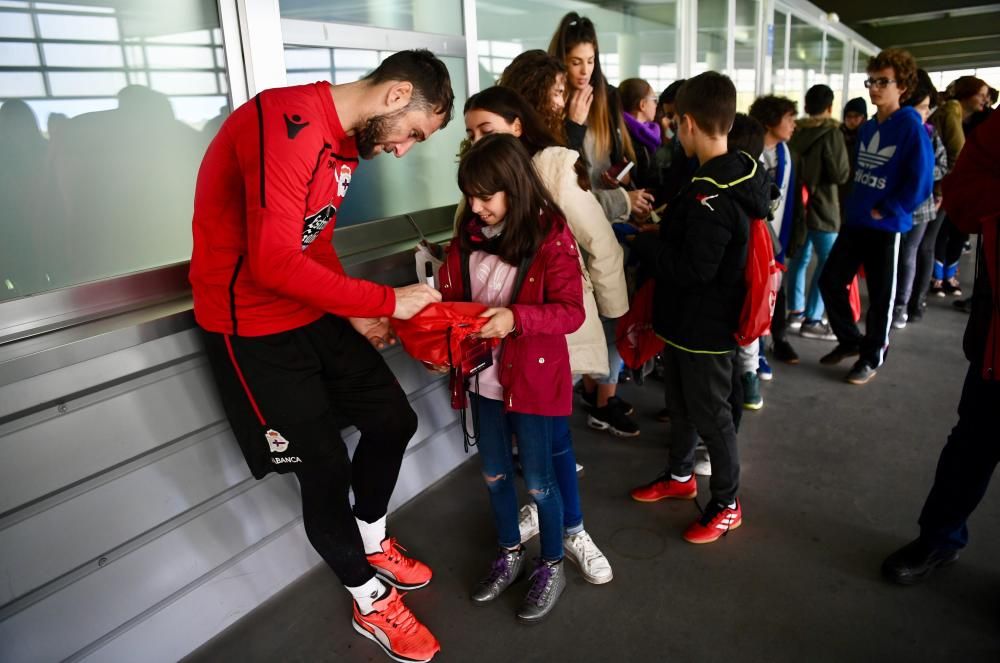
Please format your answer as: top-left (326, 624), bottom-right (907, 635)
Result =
top-left (265, 429), bottom-right (290, 453)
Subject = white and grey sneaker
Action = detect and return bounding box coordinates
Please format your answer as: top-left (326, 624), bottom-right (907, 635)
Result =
top-left (563, 530), bottom-right (613, 584)
top-left (800, 320), bottom-right (837, 341)
top-left (694, 445), bottom-right (712, 477)
top-left (518, 503), bottom-right (540, 544)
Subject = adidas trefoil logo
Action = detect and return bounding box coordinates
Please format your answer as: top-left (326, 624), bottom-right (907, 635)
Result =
top-left (857, 131), bottom-right (896, 169)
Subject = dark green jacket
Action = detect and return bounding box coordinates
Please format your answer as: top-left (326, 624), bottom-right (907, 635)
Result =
top-left (788, 117), bottom-right (850, 237)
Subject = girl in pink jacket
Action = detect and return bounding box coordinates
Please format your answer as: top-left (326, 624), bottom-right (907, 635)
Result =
top-left (440, 133), bottom-right (584, 624)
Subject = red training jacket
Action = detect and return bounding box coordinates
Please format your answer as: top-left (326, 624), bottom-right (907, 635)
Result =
top-left (439, 215), bottom-right (585, 416)
top-left (190, 82), bottom-right (395, 336)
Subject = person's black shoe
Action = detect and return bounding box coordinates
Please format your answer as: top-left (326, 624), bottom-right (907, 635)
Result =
top-left (907, 307), bottom-right (924, 323)
top-left (820, 344), bottom-right (860, 365)
top-left (609, 396), bottom-right (634, 416)
top-left (845, 360), bottom-right (876, 385)
top-left (587, 402), bottom-right (640, 437)
top-left (953, 297), bottom-right (972, 314)
top-left (577, 384), bottom-right (597, 410)
top-left (772, 339), bottom-right (800, 364)
top-left (882, 539), bottom-right (959, 585)
top-left (655, 408), bottom-right (671, 422)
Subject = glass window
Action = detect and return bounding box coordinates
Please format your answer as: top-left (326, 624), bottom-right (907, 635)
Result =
top-left (474, 0), bottom-right (678, 98)
top-left (278, 0), bottom-right (464, 36)
top-left (772, 11), bottom-right (788, 99)
top-left (695, 0), bottom-right (727, 76)
top-left (734, 0), bottom-right (759, 112)
top-left (826, 36), bottom-right (845, 119)
top-left (281, 47), bottom-right (468, 226)
top-left (847, 49), bottom-right (873, 119)
top-left (0, 1), bottom-right (230, 302)
top-left (775, 16), bottom-right (824, 112)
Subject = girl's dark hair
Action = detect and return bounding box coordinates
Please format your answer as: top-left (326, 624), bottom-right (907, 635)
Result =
top-left (497, 50), bottom-right (567, 143)
top-left (619, 77), bottom-right (653, 114)
top-left (457, 133), bottom-right (560, 265)
top-left (464, 86), bottom-right (590, 191)
top-left (903, 69), bottom-right (939, 109)
top-left (547, 12), bottom-right (635, 163)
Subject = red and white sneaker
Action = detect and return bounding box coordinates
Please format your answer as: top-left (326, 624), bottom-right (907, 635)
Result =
top-left (353, 587), bottom-right (440, 663)
top-left (367, 538), bottom-right (433, 590)
top-left (683, 499), bottom-right (742, 544)
top-left (630, 475), bottom-right (697, 502)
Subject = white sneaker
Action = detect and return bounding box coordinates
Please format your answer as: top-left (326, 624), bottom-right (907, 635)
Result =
top-left (518, 503), bottom-right (539, 543)
top-left (563, 530), bottom-right (613, 584)
top-left (694, 446), bottom-right (712, 477)
top-left (576, 463), bottom-right (585, 477)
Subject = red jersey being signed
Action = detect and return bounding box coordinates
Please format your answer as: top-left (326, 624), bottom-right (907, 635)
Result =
top-left (190, 81), bottom-right (395, 336)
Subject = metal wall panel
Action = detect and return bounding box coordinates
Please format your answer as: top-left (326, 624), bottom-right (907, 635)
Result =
top-left (0, 312), bottom-right (472, 663)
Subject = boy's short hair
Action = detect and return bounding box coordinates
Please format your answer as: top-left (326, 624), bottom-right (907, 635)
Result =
top-left (659, 79), bottom-right (686, 107)
top-left (674, 72), bottom-right (736, 136)
top-left (728, 113), bottom-right (765, 159)
top-left (804, 85), bottom-right (834, 115)
top-left (748, 95), bottom-right (797, 130)
top-left (866, 48), bottom-right (918, 103)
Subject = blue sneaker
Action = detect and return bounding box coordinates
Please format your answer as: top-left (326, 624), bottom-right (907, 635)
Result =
top-left (758, 354), bottom-right (773, 382)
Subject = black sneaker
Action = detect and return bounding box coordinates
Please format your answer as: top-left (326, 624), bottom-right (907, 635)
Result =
top-left (943, 277), bottom-right (962, 296)
top-left (953, 297), bottom-right (972, 314)
top-left (588, 403), bottom-right (640, 437)
top-left (800, 320), bottom-right (838, 341)
top-left (820, 343), bottom-right (860, 365)
top-left (845, 360), bottom-right (877, 385)
top-left (881, 539), bottom-right (960, 585)
top-left (907, 307), bottom-right (924, 323)
top-left (772, 339), bottom-right (800, 364)
top-left (609, 395), bottom-right (634, 416)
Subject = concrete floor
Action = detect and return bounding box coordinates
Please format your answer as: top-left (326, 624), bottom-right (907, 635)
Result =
top-left (186, 277), bottom-right (1000, 663)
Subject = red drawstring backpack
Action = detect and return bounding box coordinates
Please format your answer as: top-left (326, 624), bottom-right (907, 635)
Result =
top-left (735, 217), bottom-right (785, 344)
top-left (616, 280), bottom-right (665, 369)
top-left (392, 301), bottom-right (495, 369)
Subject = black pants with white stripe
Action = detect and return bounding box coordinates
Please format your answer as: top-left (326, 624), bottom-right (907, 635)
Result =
top-left (819, 225), bottom-right (901, 368)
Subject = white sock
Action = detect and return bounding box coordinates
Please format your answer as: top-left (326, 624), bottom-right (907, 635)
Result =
top-left (347, 576), bottom-right (387, 615)
top-left (356, 515), bottom-right (387, 555)
top-left (670, 473), bottom-right (693, 482)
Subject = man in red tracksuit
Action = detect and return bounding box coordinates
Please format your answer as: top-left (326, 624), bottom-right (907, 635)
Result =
top-left (190, 50), bottom-right (452, 662)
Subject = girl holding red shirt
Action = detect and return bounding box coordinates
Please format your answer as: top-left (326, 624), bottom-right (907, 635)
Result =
top-left (439, 133), bottom-right (584, 623)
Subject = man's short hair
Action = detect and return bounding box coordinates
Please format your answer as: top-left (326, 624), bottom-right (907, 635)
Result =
top-left (364, 49), bottom-right (454, 126)
top-left (867, 48), bottom-right (918, 103)
top-left (674, 72), bottom-right (736, 136)
top-left (749, 95), bottom-right (797, 130)
top-left (728, 113), bottom-right (765, 159)
top-left (804, 85), bottom-right (834, 116)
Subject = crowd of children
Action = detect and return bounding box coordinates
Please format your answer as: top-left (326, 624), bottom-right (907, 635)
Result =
top-left (434, 11), bottom-right (998, 644)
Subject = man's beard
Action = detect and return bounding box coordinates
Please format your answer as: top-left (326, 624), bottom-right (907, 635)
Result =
top-left (355, 108), bottom-right (406, 159)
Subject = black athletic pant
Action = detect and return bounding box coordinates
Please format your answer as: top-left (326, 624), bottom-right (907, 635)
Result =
top-left (819, 225), bottom-right (900, 369)
top-left (662, 345), bottom-right (740, 504)
top-left (202, 315), bottom-right (418, 587)
top-left (918, 363), bottom-right (1000, 550)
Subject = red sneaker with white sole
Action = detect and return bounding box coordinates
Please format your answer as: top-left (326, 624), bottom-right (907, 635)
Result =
top-left (353, 587), bottom-right (440, 662)
top-left (630, 475), bottom-right (697, 502)
top-left (683, 499), bottom-right (742, 544)
top-left (367, 538), bottom-right (433, 590)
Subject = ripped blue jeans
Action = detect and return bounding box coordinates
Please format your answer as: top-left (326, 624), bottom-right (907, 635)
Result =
top-left (471, 394), bottom-right (564, 561)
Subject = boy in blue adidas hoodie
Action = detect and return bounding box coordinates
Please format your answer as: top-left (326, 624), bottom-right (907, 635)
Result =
top-left (818, 48), bottom-right (933, 385)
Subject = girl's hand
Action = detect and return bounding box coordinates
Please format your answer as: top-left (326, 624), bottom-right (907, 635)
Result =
top-left (629, 189), bottom-right (654, 216)
top-left (568, 85), bottom-right (594, 125)
top-left (477, 307), bottom-right (515, 339)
